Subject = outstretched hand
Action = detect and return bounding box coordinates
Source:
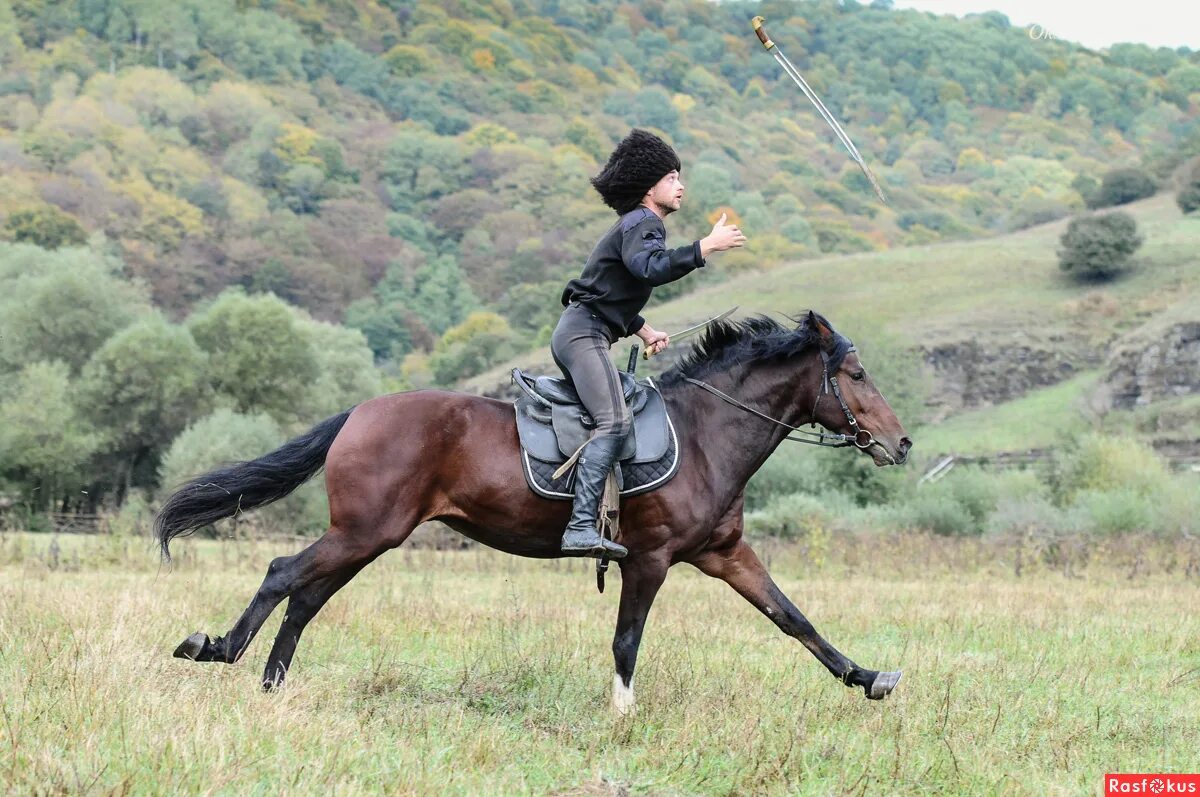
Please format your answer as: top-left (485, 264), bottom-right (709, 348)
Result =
top-left (702, 212), bottom-right (748, 257)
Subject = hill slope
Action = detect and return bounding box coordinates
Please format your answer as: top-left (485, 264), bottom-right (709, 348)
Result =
top-left (466, 193), bottom-right (1199, 457)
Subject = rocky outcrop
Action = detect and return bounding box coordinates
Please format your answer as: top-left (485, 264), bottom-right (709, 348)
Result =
top-left (1106, 320), bottom-right (1200, 408)
top-left (920, 334), bottom-right (1102, 420)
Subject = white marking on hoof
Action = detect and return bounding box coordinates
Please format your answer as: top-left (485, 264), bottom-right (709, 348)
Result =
top-left (612, 674), bottom-right (635, 716)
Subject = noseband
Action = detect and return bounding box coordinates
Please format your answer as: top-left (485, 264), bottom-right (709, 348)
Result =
top-left (682, 343), bottom-right (881, 452)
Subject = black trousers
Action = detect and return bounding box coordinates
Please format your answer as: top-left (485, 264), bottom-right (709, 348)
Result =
top-left (549, 303), bottom-right (633, 442)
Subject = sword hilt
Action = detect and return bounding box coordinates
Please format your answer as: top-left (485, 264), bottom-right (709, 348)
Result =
top-left (751, 16), bottom-right (774, 50)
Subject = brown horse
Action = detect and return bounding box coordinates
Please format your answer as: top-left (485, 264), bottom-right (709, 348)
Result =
top-left (157, 311), bottom-right (912, 712)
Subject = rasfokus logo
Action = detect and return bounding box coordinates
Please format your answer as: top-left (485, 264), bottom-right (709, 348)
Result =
top-left (1107, 775), bottom-right (1200, 795)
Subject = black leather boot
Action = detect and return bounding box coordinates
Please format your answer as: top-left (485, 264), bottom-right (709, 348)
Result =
top-left (561, 435), bottom-right (629, 559)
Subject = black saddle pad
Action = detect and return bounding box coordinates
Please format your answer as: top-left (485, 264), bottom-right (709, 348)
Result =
top-left (512, 376), bottom-right (681, 501)
top-left (519, 416), bottom-right (680, 501)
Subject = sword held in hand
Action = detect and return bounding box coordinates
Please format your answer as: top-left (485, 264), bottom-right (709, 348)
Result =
top-left (643, 306), bottom-right (738, 359)
top-left (751, 16), bottom-right (887, 204)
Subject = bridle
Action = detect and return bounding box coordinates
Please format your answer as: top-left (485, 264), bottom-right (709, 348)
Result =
top-left (682, 343), bottom-right (892, 460)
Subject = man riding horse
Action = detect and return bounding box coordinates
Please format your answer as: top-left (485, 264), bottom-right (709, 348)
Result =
top-left (553, 128), bottom-right (747, 559)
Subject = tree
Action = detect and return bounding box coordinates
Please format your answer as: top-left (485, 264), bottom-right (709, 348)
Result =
top-left (344, 297), bottom-right (416, 361)
top-left (379, 128), bottom-right (469, 211)
top-left (1177, 163), bottom-right (1200, 215)
top-left (0, 248), bottom-right (149, 373)
top-left (0, 361), bottom-right (101, 510)
top-left (378, 255), bottom-right (479, 337)
top-left (299, 319), bottom-right (384, 418)
top-left (187, 290), bottom-right (319, 424)
top-left (3, 205), bottom-right (87, 249)
top-left (1089, 167), bottom-right (1157, 209)
top-left (79, 313), bottom-right (213, 494)
top-left (428, 311), bottom-right (519, 386)
top-left (1057, 212), bottom-right (1143, 282)
top-left (496, 280), bottom-right (565, 335)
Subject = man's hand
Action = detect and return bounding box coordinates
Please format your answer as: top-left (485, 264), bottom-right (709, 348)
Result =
top-left (636, 324), bottom-right (670, 357)
top-left (700, 212), bottom-right (748, 258)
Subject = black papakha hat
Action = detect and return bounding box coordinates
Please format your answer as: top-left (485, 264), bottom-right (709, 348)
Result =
top-left (590, 129), bottom-right (681, 215)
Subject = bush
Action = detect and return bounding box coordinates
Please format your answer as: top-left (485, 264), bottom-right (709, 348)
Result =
top-left (744, 491), bottom-right (849, 541)
top-left (986, 494), bottom-right (1076, 538)
top-left (1050, 433), bottom-right (1167, 503)
top-left (898, 489), bottom-right (976, 536)
top-left (1071, 488), bottom-right (1156, 535)
top-left (1088, 167), bottom-right (1156, 209)
top-left (1177, 163), bottom-right (1200, 214)
top-left (1057, 212), bottom-right (1143, 281)
top-left (896, 467), bottom-right (998, 536)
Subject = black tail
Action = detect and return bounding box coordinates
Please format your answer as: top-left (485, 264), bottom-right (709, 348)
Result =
top-left (155, 408), bottom-right (354, 561)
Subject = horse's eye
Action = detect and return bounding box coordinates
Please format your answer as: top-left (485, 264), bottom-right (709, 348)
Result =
top-left (851, 371), bottom-right (865, 381)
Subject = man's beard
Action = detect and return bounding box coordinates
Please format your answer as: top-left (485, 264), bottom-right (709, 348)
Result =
top-left (651, 197), bottom-right (677, 216)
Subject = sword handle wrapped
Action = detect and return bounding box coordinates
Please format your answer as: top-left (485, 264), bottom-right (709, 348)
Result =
top-left (751, 16), bottom-right (774, 50)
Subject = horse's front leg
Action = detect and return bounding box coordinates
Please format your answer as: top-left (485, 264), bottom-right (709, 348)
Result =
top-left (689, 539), bottom-right (901, 700)
top-left (610, 551), bottom-right (670, 715)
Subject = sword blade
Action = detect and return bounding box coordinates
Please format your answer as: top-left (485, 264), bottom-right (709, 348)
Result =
top-left (670, 305), bottom-right (737, 340)
top-left (770, 48), bottom-right (888, 203)
top-left (643, 306), bottom-right (738, 359)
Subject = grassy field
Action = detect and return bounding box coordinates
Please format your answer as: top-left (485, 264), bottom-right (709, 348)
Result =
top-left (2, 531), bottom-right (1198, 796)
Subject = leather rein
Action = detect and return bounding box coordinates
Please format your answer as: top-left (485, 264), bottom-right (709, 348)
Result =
top-left (682, 345), bottom-right (889, 456)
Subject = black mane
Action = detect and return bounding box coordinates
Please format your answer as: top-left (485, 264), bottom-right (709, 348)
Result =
top-left (658, 312), bottom-right (852, 386)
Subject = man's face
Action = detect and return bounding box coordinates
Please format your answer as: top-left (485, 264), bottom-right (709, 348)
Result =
top-left (644, 170), bottom-right (684, 215)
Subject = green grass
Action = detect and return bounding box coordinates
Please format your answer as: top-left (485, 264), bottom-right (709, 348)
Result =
top-left (915, 370), bottom-right (1105, 456)
top-left (2, 532), bottom-right (1198, 795)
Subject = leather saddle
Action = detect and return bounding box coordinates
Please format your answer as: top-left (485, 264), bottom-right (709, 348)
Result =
top-left (511, 368), bottom-right (674, 494)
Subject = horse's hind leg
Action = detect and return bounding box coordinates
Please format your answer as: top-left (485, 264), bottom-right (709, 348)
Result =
top-left (259, 562), bottom-right (369, 690)
top-left (690, 539), bottom-right (901, 701)
top-left (173, 523), bottom-right (404, 666)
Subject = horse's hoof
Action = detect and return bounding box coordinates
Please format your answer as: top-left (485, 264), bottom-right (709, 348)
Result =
top-left (867, 670), bottom-right (902, 700)
top-left (173, 632), bottom-right (210, 661)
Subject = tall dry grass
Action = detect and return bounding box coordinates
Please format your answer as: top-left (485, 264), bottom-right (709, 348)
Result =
top-left (1, 530), bottom-right (1198, 795)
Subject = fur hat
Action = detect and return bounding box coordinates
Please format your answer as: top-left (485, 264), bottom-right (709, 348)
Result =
top-left (589, 129), bottom-right (681, 215)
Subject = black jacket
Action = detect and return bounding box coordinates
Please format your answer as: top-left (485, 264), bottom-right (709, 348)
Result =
top-left (561, 207), bottom-right (705, 341)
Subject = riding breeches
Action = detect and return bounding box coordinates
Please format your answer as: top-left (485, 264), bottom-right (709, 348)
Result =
top-left (549, 302), bottom-right (633, 442)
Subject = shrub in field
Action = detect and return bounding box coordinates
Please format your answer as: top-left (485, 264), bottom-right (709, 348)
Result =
top-left (745, 445), bottom-right (907, 511)
top-left (1088, 167), bottom-right (1156, 208)
top-left (743, 490), bottom-right (855, 540)
top-left (1057, 212), bottom-right (1142, 281)
top-left (1147, 477), bottom-right (1200, 536)
top-left (1177, 163), bottom-right (1200, 214)
top-left (1070, 488), bottom-right (1156, 535)
top-left (1050, 433), bottom-right (1167, 503)
top-left (897, 467), bottom-right (999, 536)
top-left (987, 494), bottom-right (1075, 538)
top-left (898, 489), bottom-right (976, 536)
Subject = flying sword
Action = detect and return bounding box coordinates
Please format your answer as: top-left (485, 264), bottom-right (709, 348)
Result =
top-left (751, 16), bottom-right (888, 204)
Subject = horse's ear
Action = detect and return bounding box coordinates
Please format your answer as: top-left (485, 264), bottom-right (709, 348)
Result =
top-left (807, 310), bottom-right (834, 347)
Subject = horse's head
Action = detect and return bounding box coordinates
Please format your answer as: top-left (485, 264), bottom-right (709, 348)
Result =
top-left (804, 311), bottom-right (912, 466)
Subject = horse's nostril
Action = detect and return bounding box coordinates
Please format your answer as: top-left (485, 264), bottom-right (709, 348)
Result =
top-left (899, 437), bottom-right (913, 453)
